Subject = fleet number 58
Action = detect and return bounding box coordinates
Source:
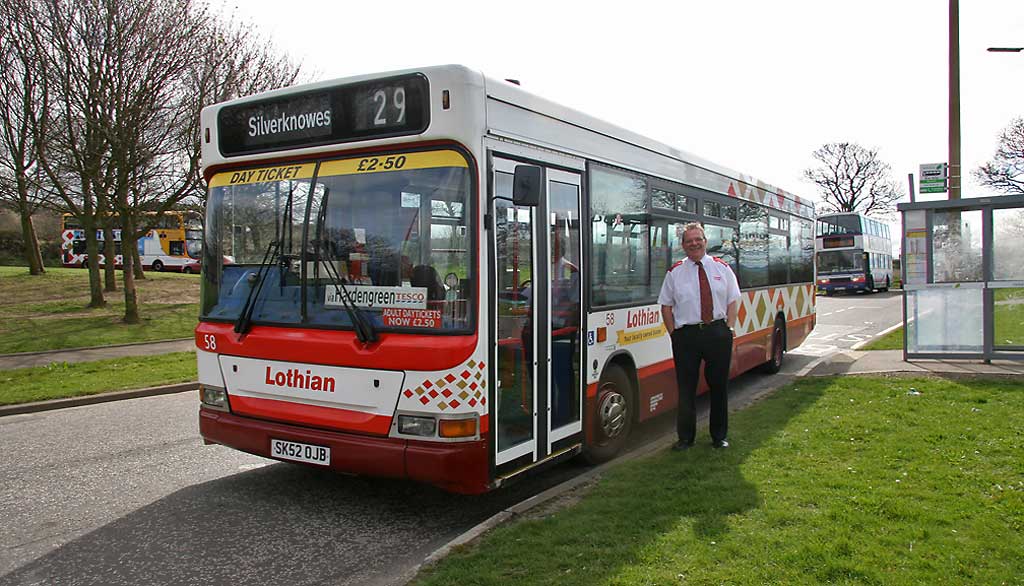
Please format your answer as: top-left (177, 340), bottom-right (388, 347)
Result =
top-left (202, 334), bottom-right (217, 350)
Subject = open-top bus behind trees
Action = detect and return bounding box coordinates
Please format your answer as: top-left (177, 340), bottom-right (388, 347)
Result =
top-left (815, 212), bottom-right (894, 294)
top-left (195, 65), bottom-right (817, 494)
top-left (61, 211), bottom-right (203, 271)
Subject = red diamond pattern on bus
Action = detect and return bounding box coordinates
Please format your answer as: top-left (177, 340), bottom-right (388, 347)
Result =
top-left (398, 356), bottom-right (490, 414)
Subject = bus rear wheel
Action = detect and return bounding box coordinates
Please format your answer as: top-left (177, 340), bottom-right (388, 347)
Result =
top-left (880, 277), bottom-right (890, 292)
top-left (151, 260), bottom-right (164, 272)
top-left (582, 364), bottom-right (633, 464)
top-left (760, 318), bottom-right (786, 374)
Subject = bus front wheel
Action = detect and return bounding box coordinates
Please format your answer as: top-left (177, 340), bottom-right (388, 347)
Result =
top-left (151, 260), bottom-right (164, 272)
top-left (880, 277), bottom-right (890, 292)
top-left (582, 364), bottom-right (633, 464)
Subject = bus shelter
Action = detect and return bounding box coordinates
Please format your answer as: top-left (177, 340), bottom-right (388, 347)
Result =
top-left (899, 195), bottom-right (1024, 361)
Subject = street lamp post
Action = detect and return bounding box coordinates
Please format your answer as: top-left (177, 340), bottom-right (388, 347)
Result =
top-left (949, 0), bottom-right (961, 200)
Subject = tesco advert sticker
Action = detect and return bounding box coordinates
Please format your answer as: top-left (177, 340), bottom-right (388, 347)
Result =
top-left (325, 285), bottom-right (427, 309)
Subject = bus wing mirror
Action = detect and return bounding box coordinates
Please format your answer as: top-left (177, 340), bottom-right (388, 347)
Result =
top-left (512, 165), bottom-right (541, 207)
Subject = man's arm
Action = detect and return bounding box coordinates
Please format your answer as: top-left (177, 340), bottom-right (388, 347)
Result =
top-left (726, 301), bottom-right (738, 330)
top-left (662, 305), bottom-right (675, 333)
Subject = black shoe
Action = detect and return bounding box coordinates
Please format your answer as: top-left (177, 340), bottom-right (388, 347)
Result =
top-left (672, 441), bottom-right (694, 451)
top-left (712, 439), bottom-right (730, 449)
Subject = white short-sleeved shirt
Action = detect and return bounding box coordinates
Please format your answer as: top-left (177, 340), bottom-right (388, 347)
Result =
top-left (657, 254), bottom-right (741, 328)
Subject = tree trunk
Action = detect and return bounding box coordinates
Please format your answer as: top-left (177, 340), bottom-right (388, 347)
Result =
top-left (102, 223), bottom-right (117, 292)
top-left (121, 229), bottom-right (141, 324)
top-left (81, 216), bottom-right (106, 308)
top-left (128, 215), bottom-right (146, 279)
top-left (18, 212), bottom-right (45, 275)
top-left (121, 241), bottom-right (141, 323)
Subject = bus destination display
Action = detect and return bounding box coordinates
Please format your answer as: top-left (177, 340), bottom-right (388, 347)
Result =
top-left (218, 74), bottom-right (428, 156)
top-left (823, 236), bottom-right (855, 249)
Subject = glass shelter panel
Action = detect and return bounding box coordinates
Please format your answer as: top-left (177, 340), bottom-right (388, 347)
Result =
top-left (993, 288), bottom-right (1024, 349)
top-left (906, 288), bottom-right (984, 354)
top-left (932, 209), bottom-right (983, 283)
top-left (993, 208), bottom-right (1024, 280)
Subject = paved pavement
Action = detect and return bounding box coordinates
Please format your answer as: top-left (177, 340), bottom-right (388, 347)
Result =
top-left (0, 338), bottom-right (195, 370)
top-left (807, 348), bottom-right (1024, 377)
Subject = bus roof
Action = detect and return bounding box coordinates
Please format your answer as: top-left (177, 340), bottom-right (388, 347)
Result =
top-left (201, 64), bottom-right (813, 217)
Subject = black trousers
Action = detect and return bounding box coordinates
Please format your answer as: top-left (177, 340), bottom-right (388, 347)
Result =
top-left (670, 320), bottom-right (733, 444)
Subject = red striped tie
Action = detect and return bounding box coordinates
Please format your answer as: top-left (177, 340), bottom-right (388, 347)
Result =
top-left (697, 261), bottom-right (713, 323)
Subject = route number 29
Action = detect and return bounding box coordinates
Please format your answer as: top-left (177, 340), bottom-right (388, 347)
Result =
top-left (202, 334), bottom-right (217, 351)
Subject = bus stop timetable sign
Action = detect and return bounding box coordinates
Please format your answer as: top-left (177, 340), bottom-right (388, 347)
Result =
top-left (919, 163), bottom-right (947, 194)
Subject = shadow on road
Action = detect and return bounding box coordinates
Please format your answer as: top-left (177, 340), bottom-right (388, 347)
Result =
top-left (0, 459), bottom-right (578, 586)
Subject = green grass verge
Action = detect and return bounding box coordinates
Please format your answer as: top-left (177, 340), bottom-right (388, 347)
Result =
top-left (0, 266), bottom-right (199, 353)
top-left (861, 326), bottom-right (904, 351)
top-left (414, 376), bottom-right (1024, 586)
top-left (0, 352), bottom-right (197, 405)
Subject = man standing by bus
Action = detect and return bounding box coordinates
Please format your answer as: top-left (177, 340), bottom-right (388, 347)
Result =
top-left (658, 222), bottom-right (740, 450)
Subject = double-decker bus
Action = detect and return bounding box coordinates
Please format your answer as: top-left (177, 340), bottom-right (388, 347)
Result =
top-left (815, 212), bottom-right (893, 295)
top-left (61, 211), bottom-right (203, 272)
top-left (195, 65), bottom-right (817, 494)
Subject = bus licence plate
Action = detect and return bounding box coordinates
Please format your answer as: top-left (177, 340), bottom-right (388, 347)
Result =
top-left (270, 439), bottom-right (330, 465)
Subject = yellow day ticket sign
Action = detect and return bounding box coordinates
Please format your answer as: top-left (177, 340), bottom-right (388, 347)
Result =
top-left (209, 151), bottom-right (466, 188)
top-left (209, 163), bottom-right (317, 188)
top-left (319, 150), bottom-right (467, 177)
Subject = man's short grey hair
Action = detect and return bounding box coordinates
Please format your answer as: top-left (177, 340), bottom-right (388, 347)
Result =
top-left (681, 221), bottom-right (706, 240)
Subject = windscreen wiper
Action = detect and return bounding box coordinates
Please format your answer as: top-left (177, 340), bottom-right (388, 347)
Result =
top-left (234, 238), bottom-right (280, 334)
top-left (321, 259), bottom-right (378, 344)
top-left (235, 185), bottom-right (296, 335)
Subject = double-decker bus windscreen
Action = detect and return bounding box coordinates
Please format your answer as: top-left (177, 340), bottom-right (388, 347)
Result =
top-left (817, 214), bottom-right (862, 236)
top-left (816, 249), bottom-right (863, 274)
top-left (201, 149), bottom-right (473, 332)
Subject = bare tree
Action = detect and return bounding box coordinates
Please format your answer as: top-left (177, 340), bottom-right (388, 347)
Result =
top-left (975, 117), bottom-right (1024, 195)
top-left (804, 142), bottom-right (903, 216)
top-left (0, 0), bottom-right (48, 275)
top-left (28, 0), bottom-right (301, 322)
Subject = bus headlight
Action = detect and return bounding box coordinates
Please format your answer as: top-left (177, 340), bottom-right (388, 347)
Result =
top-left (398, 415), bottom-right (437, 437)
top-left (200, 384), bottom-right (230, 411)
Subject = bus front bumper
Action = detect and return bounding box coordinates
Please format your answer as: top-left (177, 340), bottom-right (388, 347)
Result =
top-left (817, 283), bottom-right (867, 294)
top-left (199, 407), bottom-right (491, 494)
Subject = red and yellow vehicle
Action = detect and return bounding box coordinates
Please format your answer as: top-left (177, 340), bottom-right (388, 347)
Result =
top-left (195, 65), bottom-right (816, 493)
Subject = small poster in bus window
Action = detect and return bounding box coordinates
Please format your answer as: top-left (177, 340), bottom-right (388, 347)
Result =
top-left (381, 308), bottom-right (442, 329)
top-left (325, 285), bottom-right (428, 309)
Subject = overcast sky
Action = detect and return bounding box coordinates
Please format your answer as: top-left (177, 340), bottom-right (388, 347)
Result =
top-left (227, 0), bottom-right (1024, 211)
